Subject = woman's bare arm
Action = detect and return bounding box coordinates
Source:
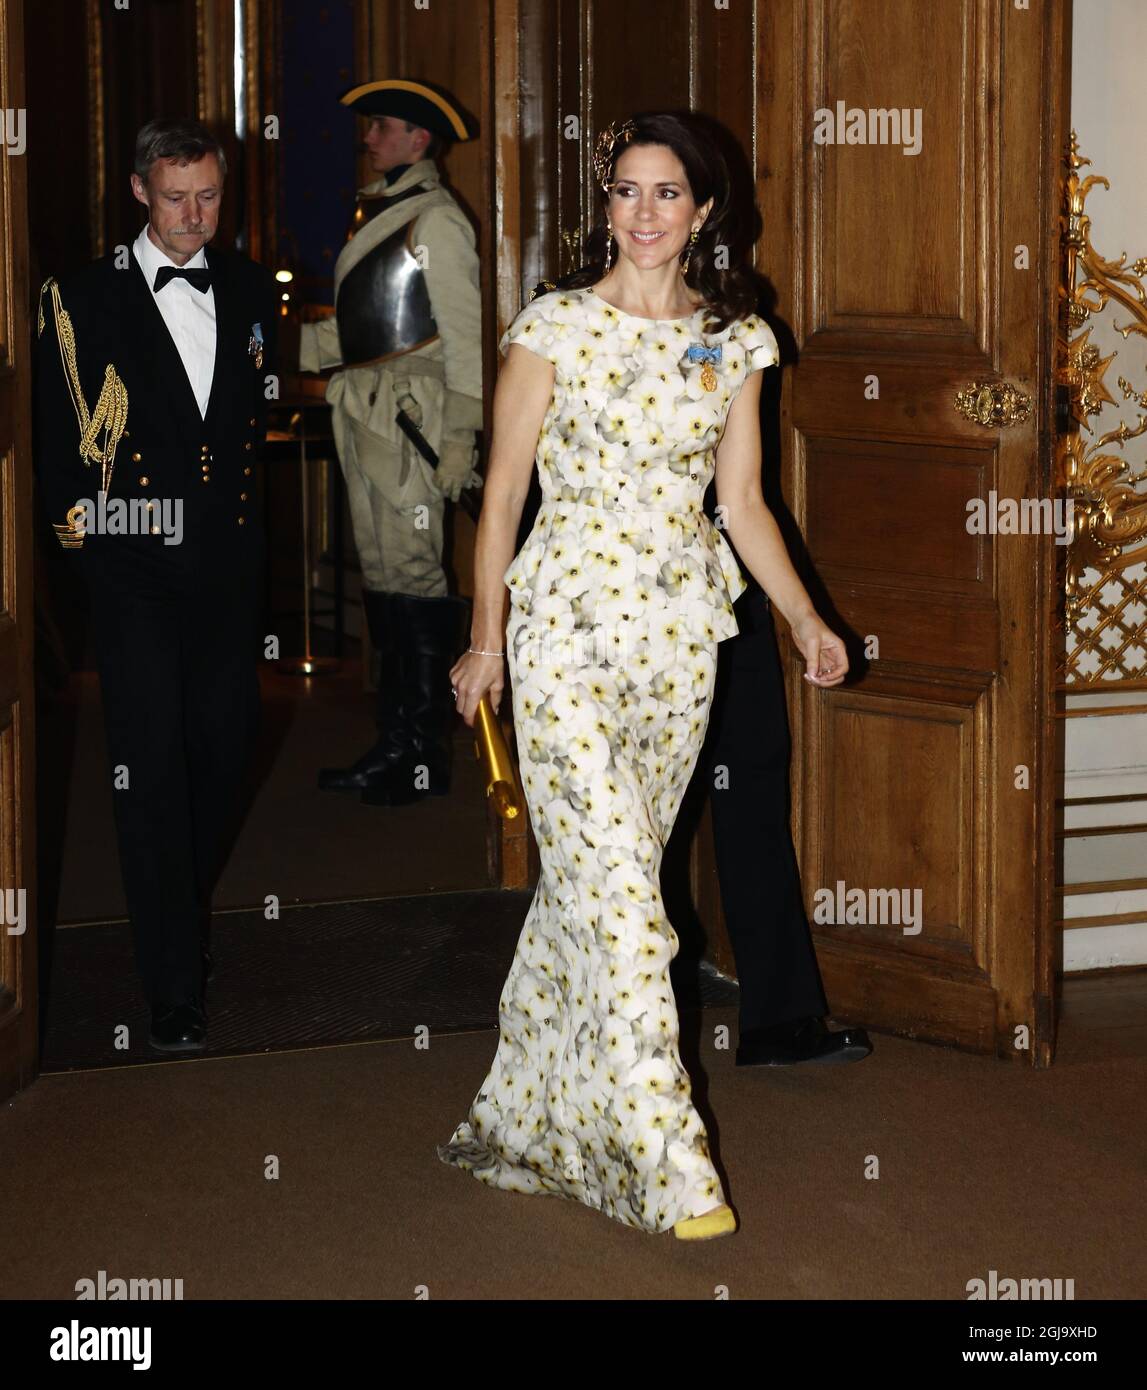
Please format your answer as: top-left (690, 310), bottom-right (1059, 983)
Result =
top-left (714, 372), bottom-right (848, 685)
top-left (451, 342), bottom-right (556, 724)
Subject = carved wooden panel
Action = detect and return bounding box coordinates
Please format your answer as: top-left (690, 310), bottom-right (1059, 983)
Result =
top-left (806, 439), bottom-right (992, 592)
top-left (815, 683), bottom-right (988, 963)
top-left (800, 435), bottom-right (1000, 670)
top-left (804, 0), bottom-right (996, 357)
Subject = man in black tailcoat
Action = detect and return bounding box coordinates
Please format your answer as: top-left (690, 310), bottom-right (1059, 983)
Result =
top-left (34, 118), bottom-right (277, 1054)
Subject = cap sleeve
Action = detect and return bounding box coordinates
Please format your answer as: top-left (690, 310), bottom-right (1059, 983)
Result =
top-left (739, 315), bottom-right (780, 373)
top-left (499, 294), bottom-right (557, 363)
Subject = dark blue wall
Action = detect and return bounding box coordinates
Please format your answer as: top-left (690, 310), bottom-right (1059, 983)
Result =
top-left (277, 0), bottom-right (358, 305)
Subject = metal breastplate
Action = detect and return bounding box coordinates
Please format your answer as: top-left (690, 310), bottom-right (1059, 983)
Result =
top-left (336, 219), bottom-right (438, 365)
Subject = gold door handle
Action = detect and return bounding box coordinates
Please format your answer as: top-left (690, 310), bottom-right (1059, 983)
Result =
top-left (954, 380), bottom-right (1033, 427)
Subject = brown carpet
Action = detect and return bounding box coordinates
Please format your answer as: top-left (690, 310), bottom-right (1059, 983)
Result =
top-left (39, 892), bottom-right (736, 1071)
top-left (2, 1000), bottom-right (1144, 1300)
top-left (39, 666), bottom-right (490, 925)
top-left (24, 651), bottom-right (1147, 1300)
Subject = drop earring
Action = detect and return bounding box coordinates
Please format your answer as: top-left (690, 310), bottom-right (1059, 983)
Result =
top-left (604, 221), bottom-right (614, 273)
top-left (682, 226), bottom-right (700, 274)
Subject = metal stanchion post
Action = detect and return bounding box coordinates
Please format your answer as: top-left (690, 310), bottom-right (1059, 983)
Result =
top-left (279, 408), bottom-right (340, 677)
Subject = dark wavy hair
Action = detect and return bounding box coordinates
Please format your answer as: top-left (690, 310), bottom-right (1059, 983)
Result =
top-left (551, 110), bottom-right (759, 333)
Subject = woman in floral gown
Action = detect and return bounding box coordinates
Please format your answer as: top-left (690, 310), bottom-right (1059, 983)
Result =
top-left (439, 112), bottom-right (848, 1238)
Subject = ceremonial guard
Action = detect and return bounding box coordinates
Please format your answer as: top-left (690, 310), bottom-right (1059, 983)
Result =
top-left (34, 119), bottom-right (278, 1053)
top-left (290, 79), bottom-right (483, 805)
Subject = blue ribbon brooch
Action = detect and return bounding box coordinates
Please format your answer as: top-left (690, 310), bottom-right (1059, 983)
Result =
top-left (685, 342), bottom-right (722, 391)
top-left (248, 322), bottom-right (264, 370)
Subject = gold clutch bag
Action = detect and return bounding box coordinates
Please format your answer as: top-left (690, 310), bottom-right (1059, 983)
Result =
top-left (474, 695), bottom-right (524, 820)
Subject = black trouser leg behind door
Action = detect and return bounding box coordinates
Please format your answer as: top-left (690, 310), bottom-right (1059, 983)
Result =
top-left (704, 589), bottom-right (828, 1033)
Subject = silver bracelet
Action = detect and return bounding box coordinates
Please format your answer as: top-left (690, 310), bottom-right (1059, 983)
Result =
top-left (469, 646), bottom-right (504, 657)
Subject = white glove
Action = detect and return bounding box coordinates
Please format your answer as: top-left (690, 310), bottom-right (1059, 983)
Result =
top-left (433, 436), bottom-right (483, 503)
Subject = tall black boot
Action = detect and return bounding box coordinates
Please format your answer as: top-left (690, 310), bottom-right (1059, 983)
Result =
top-left (361, 593), bottom-right (469, 806)
top-left (318, 589), bottom-right (410, 792)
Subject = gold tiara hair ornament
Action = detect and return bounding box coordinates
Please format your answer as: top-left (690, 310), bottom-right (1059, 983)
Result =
top-left (592, 118), bottom-right (638, 192)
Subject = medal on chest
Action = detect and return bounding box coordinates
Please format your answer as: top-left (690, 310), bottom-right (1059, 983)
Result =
top-left (686, 342), bottom-right (722, 392)
top-left (249, 322), bottom-right (264, 371)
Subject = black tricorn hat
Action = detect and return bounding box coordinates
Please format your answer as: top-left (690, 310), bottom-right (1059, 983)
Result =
top-left (339, 78), bottom-right (477, 141)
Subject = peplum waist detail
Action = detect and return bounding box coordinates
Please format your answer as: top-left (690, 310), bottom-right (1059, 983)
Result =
top-left (504, 495), bottom-right (746, 642)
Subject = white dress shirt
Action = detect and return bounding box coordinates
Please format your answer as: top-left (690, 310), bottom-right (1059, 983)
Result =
top-left (132, 226), bottom-right (217, 418)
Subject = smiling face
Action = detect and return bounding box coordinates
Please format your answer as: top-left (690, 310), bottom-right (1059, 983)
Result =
top-left (607, 142), bottom-right (713, 268)
top-left (363, 115), bottom-right (429, 174)
top-left (130, 154), bottom-right (222, 264)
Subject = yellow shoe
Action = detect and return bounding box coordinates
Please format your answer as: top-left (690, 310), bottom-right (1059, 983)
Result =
top-left (673, 1203), bottom-right (737, 1240)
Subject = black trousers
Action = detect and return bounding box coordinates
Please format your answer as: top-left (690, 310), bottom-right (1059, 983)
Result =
top-left (81, 532), bottom-right (263, 1006)
top-left (702, 587), bottom-right (828, 1033)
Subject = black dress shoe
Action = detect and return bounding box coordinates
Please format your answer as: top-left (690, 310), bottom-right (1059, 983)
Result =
top-left (317, 737), bottom-right (408, 793)
top-left (149, 998), bottom-right (207, 1054)
top-left (736, 1015), bottom-right (872, 1067)
top-left (359, 749), bottom-right (452, 806)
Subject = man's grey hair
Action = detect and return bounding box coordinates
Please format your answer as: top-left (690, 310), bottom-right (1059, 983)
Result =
top-left (134, 118), bottom-right (228, 186)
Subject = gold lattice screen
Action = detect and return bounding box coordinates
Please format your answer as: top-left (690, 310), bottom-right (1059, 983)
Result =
top-left (1058, 134), bottom-right (1147, 688)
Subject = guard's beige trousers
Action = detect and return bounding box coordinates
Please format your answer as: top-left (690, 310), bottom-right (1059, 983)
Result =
top-left (326, 360), bottom-right (448, 597)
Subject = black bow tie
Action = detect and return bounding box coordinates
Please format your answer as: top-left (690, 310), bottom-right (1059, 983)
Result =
top-left (153, 265), bottom-right (213, 293)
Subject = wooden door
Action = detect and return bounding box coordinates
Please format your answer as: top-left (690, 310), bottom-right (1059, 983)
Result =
top-left (0, 0), bottom-right (38, 1100)
top-left (769, 0), bottom-right (1069, 1062)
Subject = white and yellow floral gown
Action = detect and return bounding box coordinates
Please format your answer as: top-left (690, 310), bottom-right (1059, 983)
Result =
top-left (438, 286), bottom-right (779, 1232)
